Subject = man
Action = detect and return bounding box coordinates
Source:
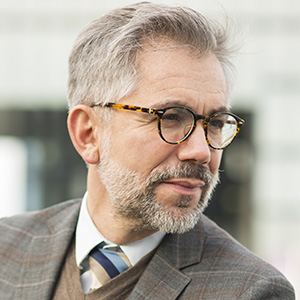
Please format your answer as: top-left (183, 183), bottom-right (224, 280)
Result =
top-left (0, 2), bottom-right (295, 299)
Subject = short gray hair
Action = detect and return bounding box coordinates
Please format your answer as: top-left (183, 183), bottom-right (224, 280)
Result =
top-left (67, 2), bottom-right (237, 111)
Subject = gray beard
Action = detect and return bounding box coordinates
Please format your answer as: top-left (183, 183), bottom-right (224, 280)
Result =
top-left (97, 158), bottom-right (219, 234)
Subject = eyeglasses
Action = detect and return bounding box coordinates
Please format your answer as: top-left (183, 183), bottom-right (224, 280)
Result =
top-left (90, 102), bottom-right (245, 150)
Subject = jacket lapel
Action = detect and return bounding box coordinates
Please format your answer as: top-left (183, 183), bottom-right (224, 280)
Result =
top-left (129, 215), bottom-right (205, 300)
top-left (16, 200), bottom-right (81, 300)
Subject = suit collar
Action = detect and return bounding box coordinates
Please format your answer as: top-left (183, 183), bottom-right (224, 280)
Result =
top-left (129, 215), bottom-right (205, 299)
top-left (156, 213), bottom-right (205, 269)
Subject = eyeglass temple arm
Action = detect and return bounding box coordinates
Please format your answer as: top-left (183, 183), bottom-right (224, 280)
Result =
top-left (90, 102), bottom-right (163, 115)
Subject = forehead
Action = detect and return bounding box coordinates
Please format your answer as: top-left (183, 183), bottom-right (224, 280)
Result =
top-left (132, 43), bottom-right (228, 113)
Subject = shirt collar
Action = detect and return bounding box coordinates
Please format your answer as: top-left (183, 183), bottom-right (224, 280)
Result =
top-left (75, 192), bottom-right (165, 268)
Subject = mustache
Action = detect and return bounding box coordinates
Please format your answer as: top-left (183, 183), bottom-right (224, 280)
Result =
top-left (146, 163), bottom-right (213, 187)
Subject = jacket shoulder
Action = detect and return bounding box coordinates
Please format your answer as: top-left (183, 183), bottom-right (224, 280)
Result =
top-left (184, 214), bottom-right (295, 298)
top-left (0, 199), bottom-right (82, 299)
top-left (0, 199), bottom-right (81, 238)
top-left (201, 214), bottom-right (277, 274)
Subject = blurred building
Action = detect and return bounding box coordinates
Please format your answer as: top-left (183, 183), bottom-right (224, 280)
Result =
top-left (0, 0), bottom-right (299, 295)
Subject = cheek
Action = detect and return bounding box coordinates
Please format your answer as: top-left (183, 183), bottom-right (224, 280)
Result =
top-left (108, 130), bottom-right (172, 175)
top-left (209, 150), bottom-right (223, 174)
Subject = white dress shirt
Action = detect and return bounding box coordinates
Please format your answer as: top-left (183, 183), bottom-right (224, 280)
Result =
top-left (75, 193), bottom-right (165, 293)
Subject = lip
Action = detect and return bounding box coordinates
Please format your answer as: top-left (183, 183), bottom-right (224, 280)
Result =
top-left (161, 178), bottom-right (205, 196)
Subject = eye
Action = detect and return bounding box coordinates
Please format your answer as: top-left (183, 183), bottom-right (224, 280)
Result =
top-left (161, 114), bottom-right (183, 131)
top-left (163, 112), bottom-right (181, 121)
top-left (208, 118), bottom-right (225, 130)
top-left (161, 108), bottom-right (187, 127)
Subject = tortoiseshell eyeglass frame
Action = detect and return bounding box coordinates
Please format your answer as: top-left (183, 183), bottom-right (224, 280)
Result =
top-left (90, 102), bottom-right (245, 150)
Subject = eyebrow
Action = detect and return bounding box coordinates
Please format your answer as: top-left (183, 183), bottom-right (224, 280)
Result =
top-left (208, 107), bottom-right (231, 115)
top-left (152, 100), bottom-right (230, 116)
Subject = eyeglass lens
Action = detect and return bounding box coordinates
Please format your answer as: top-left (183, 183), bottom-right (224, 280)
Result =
top-left (160, 108), bottom-right (238, 148)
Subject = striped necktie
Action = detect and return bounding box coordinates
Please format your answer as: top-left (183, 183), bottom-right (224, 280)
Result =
top-left (88, 241), bottom-right (132, 290)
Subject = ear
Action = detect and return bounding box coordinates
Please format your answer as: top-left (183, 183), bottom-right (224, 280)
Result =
top-left (67, 105), bottom-right (101, 164)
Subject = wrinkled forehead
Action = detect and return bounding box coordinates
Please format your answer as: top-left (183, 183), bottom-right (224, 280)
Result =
top-left (123, 42), bottom-right (228, 113)
top-left (137, 38), bottom-right (227, 92)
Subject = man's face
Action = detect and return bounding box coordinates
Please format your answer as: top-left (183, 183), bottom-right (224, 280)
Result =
top-left (97, 45), bottom-right (227, 233)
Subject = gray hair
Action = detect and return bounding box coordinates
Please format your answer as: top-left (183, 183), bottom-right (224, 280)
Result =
top-left (67, 2), bottom-right (237, 111)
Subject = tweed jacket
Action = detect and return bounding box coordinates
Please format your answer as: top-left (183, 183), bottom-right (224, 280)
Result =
top-left (0, 199), bottom-right (295, 299)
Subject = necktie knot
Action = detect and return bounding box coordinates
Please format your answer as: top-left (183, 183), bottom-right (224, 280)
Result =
top-left (86, 242), bottom-right (132, 291)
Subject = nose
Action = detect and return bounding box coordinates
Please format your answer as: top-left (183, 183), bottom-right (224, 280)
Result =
top-left (176, 125), bottom-right (211, 165)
